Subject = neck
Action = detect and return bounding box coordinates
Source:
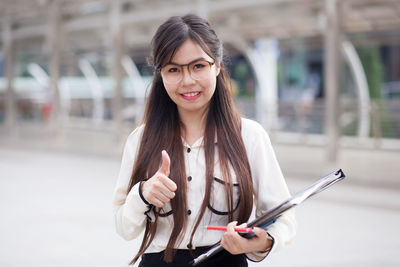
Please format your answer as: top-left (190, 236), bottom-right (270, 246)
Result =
top-left (178, 107), bottom-right (208, 146)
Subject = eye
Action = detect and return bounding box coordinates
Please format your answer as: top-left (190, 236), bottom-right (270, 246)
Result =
top-left (163, 64), bottom-right (180, 73)
top-left (192, 62), bottom-right (207, 70)
top-left (167, 67), bottom-right (180, 73)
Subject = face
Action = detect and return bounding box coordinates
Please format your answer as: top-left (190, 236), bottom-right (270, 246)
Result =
top-left (161, 39), bottom-right (220, 117)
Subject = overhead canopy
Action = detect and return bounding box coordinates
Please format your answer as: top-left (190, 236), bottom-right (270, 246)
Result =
top-left (1, 0), bottom-right (400, 54)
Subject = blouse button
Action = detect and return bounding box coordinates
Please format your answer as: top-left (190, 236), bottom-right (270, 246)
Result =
top-left (188, 176), bottom-right (192, 182)
top-left (187, 148), bottom-right (191, 153)
top-left (187, 209), bottom-right (192, 215)
top-left (187, 243), bottom-right (192, 249)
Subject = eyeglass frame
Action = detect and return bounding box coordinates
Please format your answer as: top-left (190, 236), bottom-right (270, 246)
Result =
top-left (158, 59), bottom-right (215, 84)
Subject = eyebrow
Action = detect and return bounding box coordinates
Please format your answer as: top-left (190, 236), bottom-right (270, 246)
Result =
top-left (167, 57), bottom-right (208, 66)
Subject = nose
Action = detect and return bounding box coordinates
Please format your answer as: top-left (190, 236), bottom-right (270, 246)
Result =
top-left (181, 66), bottom-right (195, 85)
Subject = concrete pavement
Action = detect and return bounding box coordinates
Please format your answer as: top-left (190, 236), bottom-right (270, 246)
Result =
top-left (1, 125), bottom-right (400, 266)
top-left (1, 144), bottom-right (399, 267)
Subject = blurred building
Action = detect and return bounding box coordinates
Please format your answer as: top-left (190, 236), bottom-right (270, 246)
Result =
top-left (1, 0), bottom-right (400, 160)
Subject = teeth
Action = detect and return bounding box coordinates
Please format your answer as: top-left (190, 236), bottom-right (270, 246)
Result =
top-left (183, 92), bottom-right (200, 97)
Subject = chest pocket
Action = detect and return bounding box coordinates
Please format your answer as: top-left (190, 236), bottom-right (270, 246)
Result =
top-left (208, 174), bottom-right (241, 215)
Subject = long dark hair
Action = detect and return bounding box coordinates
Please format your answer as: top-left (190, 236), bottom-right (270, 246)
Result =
top-left (127, 14), bottom-right (253, 264)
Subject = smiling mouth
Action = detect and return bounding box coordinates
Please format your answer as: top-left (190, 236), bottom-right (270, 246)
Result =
top-left (181, 91), bottom-right (201, 100)
top-left (182, 92), bottom-right (200, 97)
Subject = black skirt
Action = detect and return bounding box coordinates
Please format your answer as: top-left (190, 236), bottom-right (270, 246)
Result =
top-left (138, 247), bottom-right (248, 267)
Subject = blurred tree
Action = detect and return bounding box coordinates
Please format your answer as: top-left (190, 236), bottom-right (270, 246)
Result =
top-left (233, 60), bottom-right (249, 96)
top-left (357, 45), bottom-right (383, 99)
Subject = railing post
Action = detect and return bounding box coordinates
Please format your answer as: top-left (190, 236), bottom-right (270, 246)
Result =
top-left (324, 0), bottom-right (341, 162)
top-left (48, 0), bottom-right (61, 132)
top-left (110, 0), bottom-right (123, 139)
top-left (3, 16), bottom-right (16, 134)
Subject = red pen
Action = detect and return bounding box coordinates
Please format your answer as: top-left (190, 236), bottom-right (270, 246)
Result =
top-left (206, 225), bottom-right (255, 234)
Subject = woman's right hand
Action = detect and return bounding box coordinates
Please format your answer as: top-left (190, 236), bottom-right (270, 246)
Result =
top-left (141, 150), bottom-right (177, 208)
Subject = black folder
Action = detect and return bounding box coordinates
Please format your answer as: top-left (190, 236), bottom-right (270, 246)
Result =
top-left (190, 169), bottom-right (346, 266)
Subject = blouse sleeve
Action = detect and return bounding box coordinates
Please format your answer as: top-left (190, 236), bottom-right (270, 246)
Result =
top-left (242, 119), bottom-right (297, 262)
top-left (112, 126), bottom-right (153, 240)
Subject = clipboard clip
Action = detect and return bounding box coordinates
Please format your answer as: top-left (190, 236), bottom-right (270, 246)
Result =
top-left (291, 169), bottom-right (345, 205)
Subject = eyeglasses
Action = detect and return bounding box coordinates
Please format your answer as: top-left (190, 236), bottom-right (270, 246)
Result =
top-left (160, 59), bottom-right (215, 84)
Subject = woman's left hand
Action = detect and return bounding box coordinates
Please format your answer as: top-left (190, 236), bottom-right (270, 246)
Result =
top-left (221, 221), bottom-right (273, 255)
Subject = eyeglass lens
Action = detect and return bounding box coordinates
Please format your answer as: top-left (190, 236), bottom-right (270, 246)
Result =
top-left (161, 60), bottom-right (213, 84)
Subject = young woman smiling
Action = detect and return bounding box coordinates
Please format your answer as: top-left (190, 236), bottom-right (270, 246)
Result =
top-left (112, 14), bottom-right (296, 267)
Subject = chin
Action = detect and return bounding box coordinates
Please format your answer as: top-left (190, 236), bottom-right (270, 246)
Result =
top-left (180, 104), bottom-right (207, 113)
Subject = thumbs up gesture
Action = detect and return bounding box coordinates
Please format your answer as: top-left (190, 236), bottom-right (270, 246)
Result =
top-left (141, 150), bottom-right (177, 208)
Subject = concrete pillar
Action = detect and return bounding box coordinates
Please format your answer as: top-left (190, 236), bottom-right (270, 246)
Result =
top-left (2, 16), bottom-right (16, 133)
top-left (48, 0), bottom-right (61, 130)
top-left (228, 36), bottom-right (279, 134)
top-left (110, 0), bottom-right (123, 138)
top-left (324, 0), bottom-right (341, 162)
top-left (251, 39), bottom-right (279, 133)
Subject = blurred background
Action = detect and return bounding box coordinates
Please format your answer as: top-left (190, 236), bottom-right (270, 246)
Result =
top-left (0, 0), bottom-right (399, 266)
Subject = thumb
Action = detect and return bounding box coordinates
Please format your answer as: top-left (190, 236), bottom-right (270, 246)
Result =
top-left (159, 150), bottom-right (170, 176)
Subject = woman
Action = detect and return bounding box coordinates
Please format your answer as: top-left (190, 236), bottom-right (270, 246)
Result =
top-left (112, 14), bottom-right (296, 267)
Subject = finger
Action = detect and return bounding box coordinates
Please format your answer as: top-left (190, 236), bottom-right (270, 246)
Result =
top-left (235, 222), bottom-right (251, 235)
top-left (145, 178), bottom-right (175, 200)
top-left (145, 187), bottom-right (172, 207)
top-left (150, 197), bottom-right (165, 208)
top-left (159, 150), bottom-right (170, 176)
top-left (226, 221), bottom-right (238, 233)
top-left (222, 223), bottom-right (242, 255)
top-left (154, 193), bottom-right (171, 204)
top-left (159, 174), bottom-right (177, 192)
top-left (236, 222), bottom-right (247, 228)
top-left (142, 186), bottom-right (165, 207)
top-left (155, 178), bottom-right (176, 199)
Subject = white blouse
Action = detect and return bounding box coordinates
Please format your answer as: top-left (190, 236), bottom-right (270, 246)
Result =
top-left (112, 118), bottom-right (296, 261)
